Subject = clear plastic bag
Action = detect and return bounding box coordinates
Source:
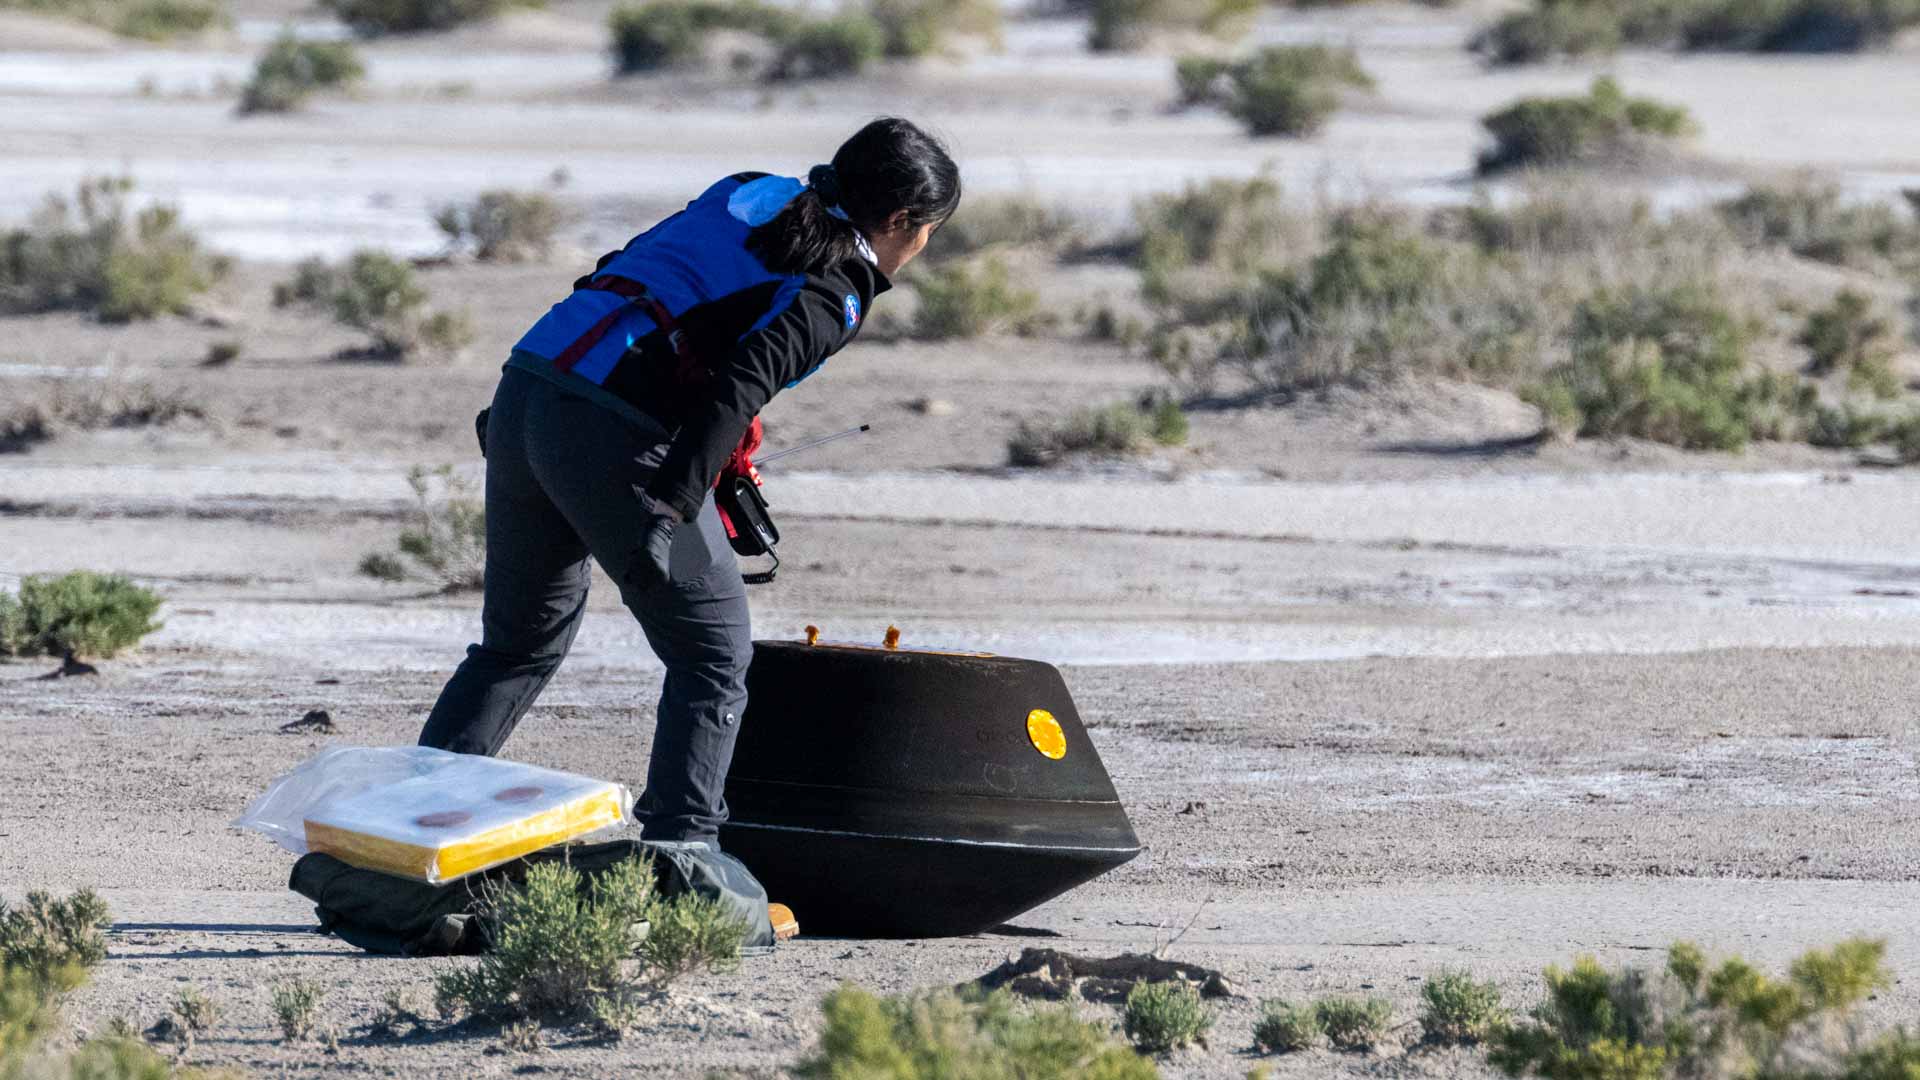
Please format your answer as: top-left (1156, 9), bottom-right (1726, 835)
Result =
top-left (234, 746), bottom-right (630, 884)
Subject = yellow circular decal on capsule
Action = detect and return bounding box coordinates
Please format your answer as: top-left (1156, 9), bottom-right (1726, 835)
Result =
top-left (1026, 709), bottom-right (1067, 760)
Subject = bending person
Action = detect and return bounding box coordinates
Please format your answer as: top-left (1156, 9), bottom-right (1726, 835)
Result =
top-left (419, 117), bottom-right (961, 847)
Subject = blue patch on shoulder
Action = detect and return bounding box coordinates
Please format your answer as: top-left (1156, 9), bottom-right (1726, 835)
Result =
top-left (843, 293), bottom-right (861, 330)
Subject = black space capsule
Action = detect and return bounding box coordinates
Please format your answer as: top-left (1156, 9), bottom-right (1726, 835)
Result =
top-left (718, 639), bottom-right (1143, 938)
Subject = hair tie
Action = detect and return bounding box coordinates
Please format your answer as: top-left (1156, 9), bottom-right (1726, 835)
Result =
top-left (807, 163), bottom-right (849, 220)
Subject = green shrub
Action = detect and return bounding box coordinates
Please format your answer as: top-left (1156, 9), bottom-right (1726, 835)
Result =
top-left (274, 250), bottom-right (470, 359)
top-left (0, 573), bottom-right (164, 660)
top-left (1314, 996), bottom-right (1392, 1051)
top-left (1174, 55), bottom-right (1230, 105)
top-left (639, 892), bottom-right (749, 985)
top-left (1088, 0), bottom-right (1257, 52)
top-left (1800, 289), bottom-right (1899, 398)
top-left (1473, 3), bottom-right (1625, 64)
top-left (1473, 0), bottom-right (1920, 62)
top-left (0, 0), bottom-right (228, 40)
top-left (361, 465), bottom-right (486, 590)
top-left (771, 13), bottom-right (886, 79)
top-left (322, 0), bottom-right (519, 35)
top-left (434, 857), bottom-right (647, 1017)
top-left (269, 978), bottom-right (324, 1042)
top-left (1527, 282), bottom-right (1760, 450)
top-left (1807, 403), bottom-right (1888, 448)
top-left (239, 34), bottom-right (365, 114)
top-left (1680, 0), bottom-right (1920, 50)
top-left (869, 0), bottom-right (1001, 57)
top-left (1478, 77), bottom-right (1693, 174)
top-left (1134, 176), bottom-right (1293, 308)
top-left (797, 987), bottom-right (1157, 1079)
top-left (1420, 970), bottom-right (1507, 1045)
top-left (1891, 412), bottom-right (1920, 463)
top-left (1252, 999), bottom-right (1317, 1053)
top-left (0, 177), bottom-right (221, 322)
top-left (1491, 939), bottom-right (1893, 1080)
top-left (1715, 179), bottom-right (1918, 269)
top-left (1122, 980), bottom-right (1212, 1053)
top-left (434, 190), bottom-right (565, 261)
top-left (609, 0), bottom-right (783, 72)
top-left (910, 256), bottom-right (1043, 339)
top-left (0, 890), bottom-right (112, 986)
top-left (111, 0), bottom-right (227, 38)
top-left (1222, 45), bottom-right (1374, 137)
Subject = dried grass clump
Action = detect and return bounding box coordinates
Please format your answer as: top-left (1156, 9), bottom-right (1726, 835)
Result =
top-left (361, 465), bottom-right (486, 590)
top-left (435, 190), bottom-right (566, 262)
top-left (909, 256), bottom-right (1046, 339)
top-left (1, 379), bottom-right (210, 454)
top-left (269, 978), bottom-right (324, 1042)
top-left (1008, 397), bottom-right (1187, 467)
top-left (1716, 177), bottom-right (1920, 272)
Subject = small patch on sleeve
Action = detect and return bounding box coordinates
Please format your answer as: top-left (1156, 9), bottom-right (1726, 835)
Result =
top-left (843, 292), bottom-right (861, 330)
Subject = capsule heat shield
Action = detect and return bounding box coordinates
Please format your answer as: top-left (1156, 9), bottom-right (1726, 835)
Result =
top-left (718, 640), bottom-right (1142, 938)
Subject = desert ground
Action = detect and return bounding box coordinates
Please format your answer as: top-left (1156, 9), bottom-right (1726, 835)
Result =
top-left (4, 0), bottom-right (1920, 1075)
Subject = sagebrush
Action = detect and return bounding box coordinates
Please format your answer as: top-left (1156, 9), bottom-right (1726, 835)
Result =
top-left (0, 177), bottom-right (222, 321)
top-left (0, 0), bottom-right (227, 39)
top-left (239, 34), bottom-right (364, 113)
top-left (435, 190), bottom-right (565, 261)
top-left (799, 986), bottom-right (1157, 1078)
top-left (360, 465), bottom-right (486, 590)
top-left (1421, 970), bottom-right (1508, 1045)
top-left (274, 250), bottom-right (472, 359)
top-left (435, 857), bottom-right (748, 1025)
top-left (1478, 77), bottom-right (1693, 174)
top-left (1315, 996), bottom-right (1392, 1051)
top-left (322, 0), bottom-right (520, 34)
top-left (1253, 999), bottom-right (1317, 1053)
top-left (1490, 939), bottom-right (1901, 1079)
top-left (1122, 980), bottom-right (1212, 1053)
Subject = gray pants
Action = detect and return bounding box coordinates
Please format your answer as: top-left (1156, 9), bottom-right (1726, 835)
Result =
top-left (419, 366), bottom-right (751, 844)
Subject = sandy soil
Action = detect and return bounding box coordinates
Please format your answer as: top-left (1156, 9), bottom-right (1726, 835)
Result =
top-left (4, 1), bottom-right (1920, 1075)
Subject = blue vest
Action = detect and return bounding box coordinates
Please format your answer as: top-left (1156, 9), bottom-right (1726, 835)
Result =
top-left (513, 175), bottom-right (807, 387)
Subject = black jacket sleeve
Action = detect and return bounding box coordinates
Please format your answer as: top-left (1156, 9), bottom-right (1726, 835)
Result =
top-left (645, 259), bottom-right (888, 520)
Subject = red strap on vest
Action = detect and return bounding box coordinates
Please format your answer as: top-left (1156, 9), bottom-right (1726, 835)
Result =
top-left (550, 275), bottom-right (703, 386)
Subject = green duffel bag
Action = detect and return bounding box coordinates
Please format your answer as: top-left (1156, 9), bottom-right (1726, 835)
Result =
top-left (289, 839), bottom-right (776, 957)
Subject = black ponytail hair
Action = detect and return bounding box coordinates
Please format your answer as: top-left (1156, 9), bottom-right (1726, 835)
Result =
top-left (747, 117), bottom-right (962, 275)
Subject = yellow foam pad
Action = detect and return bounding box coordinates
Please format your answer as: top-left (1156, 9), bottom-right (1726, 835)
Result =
top-left (302, 756), bottom-right (625, 884)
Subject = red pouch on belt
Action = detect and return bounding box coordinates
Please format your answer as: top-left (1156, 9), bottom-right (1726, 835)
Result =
top-left (719, 416), bottom-right (764, 491)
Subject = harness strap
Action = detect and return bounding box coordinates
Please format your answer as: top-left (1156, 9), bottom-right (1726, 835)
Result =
top-left (551, 274), bottom-right (705, 387)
